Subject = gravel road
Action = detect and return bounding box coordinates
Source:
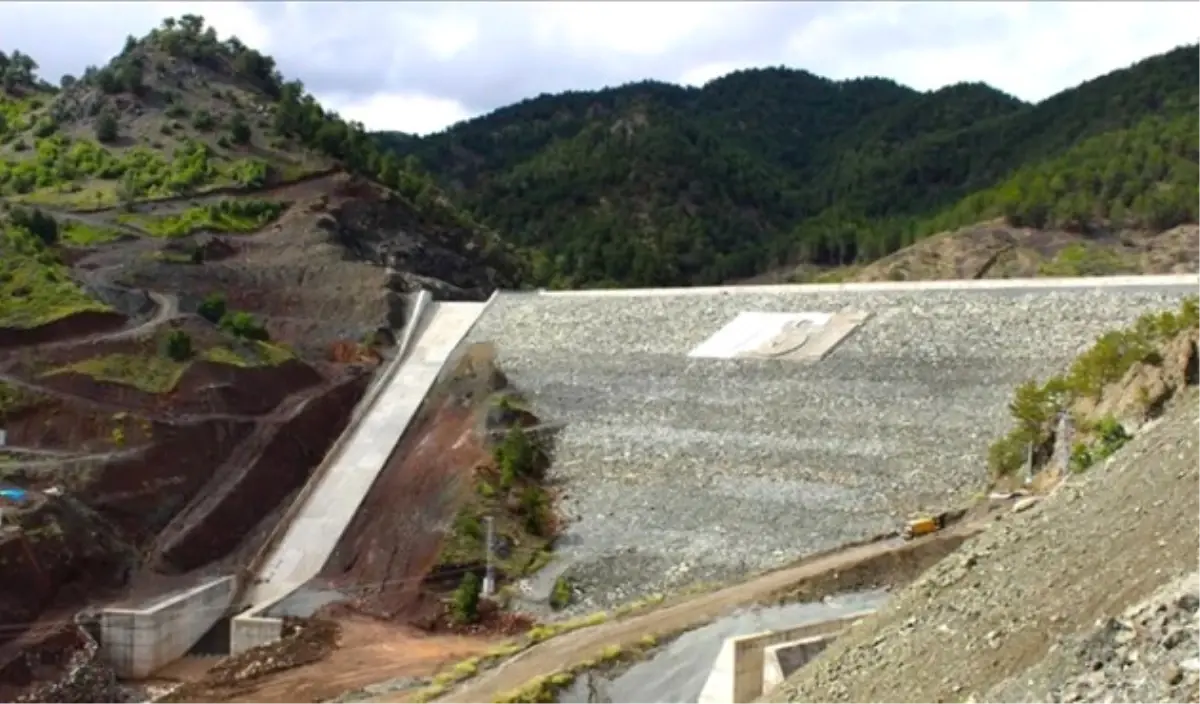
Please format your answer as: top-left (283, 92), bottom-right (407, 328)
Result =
top-left (467, 284), bottom-right (1194, 611)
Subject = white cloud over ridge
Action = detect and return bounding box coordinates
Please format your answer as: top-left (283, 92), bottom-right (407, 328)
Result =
top-left (2, 1), bottom-right (1196, 135)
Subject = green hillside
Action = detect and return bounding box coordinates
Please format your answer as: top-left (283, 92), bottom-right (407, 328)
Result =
top-left (378, 45), bottom-right (1199, 288)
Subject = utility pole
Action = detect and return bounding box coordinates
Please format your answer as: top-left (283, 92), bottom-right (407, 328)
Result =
top-left (1024, 441), bottom-right (1035, 486)
top-left (482, 516), bottom-right (495, 597)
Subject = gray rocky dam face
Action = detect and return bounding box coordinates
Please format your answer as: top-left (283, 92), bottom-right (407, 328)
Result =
top-left (466, 281), bottom-right (1196, 612)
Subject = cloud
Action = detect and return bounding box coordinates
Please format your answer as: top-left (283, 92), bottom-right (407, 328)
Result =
top-left (1, 1), bottom-right (1196, 134)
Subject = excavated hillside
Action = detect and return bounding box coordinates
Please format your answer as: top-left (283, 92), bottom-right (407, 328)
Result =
top-left (767, 369), bottom-right (1200, 702)
top-left (0, 16), bottom-right (521, 697)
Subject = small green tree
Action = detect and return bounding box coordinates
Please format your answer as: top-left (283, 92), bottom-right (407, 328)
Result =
top-left (451, 572), bottom-right (482, 625)
top-left (229, 112), bottom-right (251, 144)
top-left (549, 575), bottom-right (572, 610)
top-left (163, 329), bottom-right (193, 361)
top-left (495, 426), bottom-right (535, 488)
top-left (197, 293), bottom-right (226, 324)
top-left (220, 310), bottom-right (269, 341)
top-left (95, 110), bottom-right (119, 143)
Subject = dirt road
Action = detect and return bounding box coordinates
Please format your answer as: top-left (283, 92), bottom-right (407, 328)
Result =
top-left (371, 524), bottom-right (984, 703)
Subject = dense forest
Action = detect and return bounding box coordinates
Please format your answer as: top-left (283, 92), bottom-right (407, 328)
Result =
top-left (378, 45), bottom-right (1199, 288)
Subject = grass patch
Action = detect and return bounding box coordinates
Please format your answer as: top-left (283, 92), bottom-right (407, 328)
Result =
top-left (988, 296), bottom-right (1199, 478)
top-left (0, 224), bottom-right (111, 328)
top-left (118, 198), bottom-right (286, 238)
top-left (1037, 243), bottom-right (1133, 277)
top-left (201, 341), bottom-right (294, 367)
top-left (11, 180), bottom-right (121, 210)
top-left (60, 220), bottom-right (124, 246)
top-left (44, 353), bottom-right (188, 393)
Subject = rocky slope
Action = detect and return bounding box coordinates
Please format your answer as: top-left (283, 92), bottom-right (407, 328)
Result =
top-left (764, 388), bottom-right (1200, 703)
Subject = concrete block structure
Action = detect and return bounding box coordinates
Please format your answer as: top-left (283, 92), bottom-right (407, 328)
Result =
top-left (99, 576), bottom-right (234, 679)
top-left (698, 611), bottom-right (872, 704)
top-left (761, 635), bottom-right (838, 694)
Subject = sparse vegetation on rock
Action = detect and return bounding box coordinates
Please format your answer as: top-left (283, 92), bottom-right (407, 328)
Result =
top-left (988, 296), bottom-right (1198, 479)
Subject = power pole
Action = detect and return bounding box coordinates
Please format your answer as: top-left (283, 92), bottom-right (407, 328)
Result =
top-left (482, 516), bottom-right (495, 597)
top-left (1024, 441), bottom-right (1035, 486)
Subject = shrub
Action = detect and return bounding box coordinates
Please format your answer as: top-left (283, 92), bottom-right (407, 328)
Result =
top-left (219, 310), bottom-right (269, 341)
top-left (549, 576), bottom-right (572, 611)
top-left (495, 426), bottom-right (536, 489)
top-left (163, 329), bottom-right (193, 361)
top-left (451, 572), bottom-right (482, 625)
top-left (197, 292), bottom-right (226, 324)
top-left (519, 486), bottom-right (552, 537)
top-left (229, 112), bottom-right (251, 145)
top-left (95, 111), bottom-right (119, 143)
top-left (8, 207), bottom-right (59, 246)
top-left (192, 109), bottom-right (215, 131)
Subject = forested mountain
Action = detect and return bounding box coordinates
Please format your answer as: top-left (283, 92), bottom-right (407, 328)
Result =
top-left (378, 45), bottom-right (1198, 288)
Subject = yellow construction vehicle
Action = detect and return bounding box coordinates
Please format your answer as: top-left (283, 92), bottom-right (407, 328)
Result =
top-left (902, 514), bottom-right (944, 540)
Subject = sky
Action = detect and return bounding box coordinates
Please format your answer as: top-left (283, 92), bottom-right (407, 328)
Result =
top-left (2, 1), bottom-right (1197, 136)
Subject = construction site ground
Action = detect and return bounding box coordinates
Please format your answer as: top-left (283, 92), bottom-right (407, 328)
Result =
top-left (0, 164), bottom-right (512, 699)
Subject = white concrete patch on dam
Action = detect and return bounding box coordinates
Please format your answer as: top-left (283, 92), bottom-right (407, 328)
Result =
top-left (688, 311), bottom-right (868, 361)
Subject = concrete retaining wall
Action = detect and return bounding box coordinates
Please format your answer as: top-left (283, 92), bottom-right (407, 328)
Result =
top-left (699, 610), bottom-right (874, 704)
top-left (99, 576), bottom-right (235, 679)
top-left (761, 634), bottom-right (838, 695)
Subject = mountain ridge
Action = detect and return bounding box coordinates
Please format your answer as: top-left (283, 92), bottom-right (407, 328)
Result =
top-left (378, 43), bottom-right (1199, 287)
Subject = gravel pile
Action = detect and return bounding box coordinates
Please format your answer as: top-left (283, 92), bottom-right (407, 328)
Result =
top-left (467, 284), bottom-right (1194, 611)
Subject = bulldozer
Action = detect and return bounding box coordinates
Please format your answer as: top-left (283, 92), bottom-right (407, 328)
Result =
top-left (901, 514), bottom-right (946, 540)
top-left (900, 506), bottom-right (969, 539)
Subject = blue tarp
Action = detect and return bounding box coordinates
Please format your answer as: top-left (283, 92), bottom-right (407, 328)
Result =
top-left (0, 488), bottom-right (28, 501)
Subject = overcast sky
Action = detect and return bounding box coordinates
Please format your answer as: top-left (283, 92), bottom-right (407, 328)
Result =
top-left (2, 1), bottom-right (1197, 135)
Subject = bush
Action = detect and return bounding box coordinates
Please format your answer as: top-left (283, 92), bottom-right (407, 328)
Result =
top-left (549, 576), bottom-right (572, 611)
top-left (163, 329), bottom-right (193, 361)
top-left (95, 111), bottom-right (119, 143)
top-left (197, 292), bottom-right (226, 324)
top-left (8, 207), bottom-right (59, 246)
top-left (192, 109), bottom-right (215, 131)
top-left (495, 426), bottom-right (536, 489)
top-left (519, 486), bottom-right (552, 537)
top-left (451, 572), bottom-right (482, 625)
top-left (229, 112), bottom-right (251, 145)
top-left (219, 310), bottom-right (269, 341)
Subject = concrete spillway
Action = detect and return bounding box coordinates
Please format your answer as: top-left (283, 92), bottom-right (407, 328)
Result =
top-left (231, 294), bottom-right (491, 651)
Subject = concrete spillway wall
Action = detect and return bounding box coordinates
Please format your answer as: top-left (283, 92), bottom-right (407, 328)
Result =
top-left (99, 576), bottom-right (235, 679)
top-left (230, 290), bottom-right (497, 653)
